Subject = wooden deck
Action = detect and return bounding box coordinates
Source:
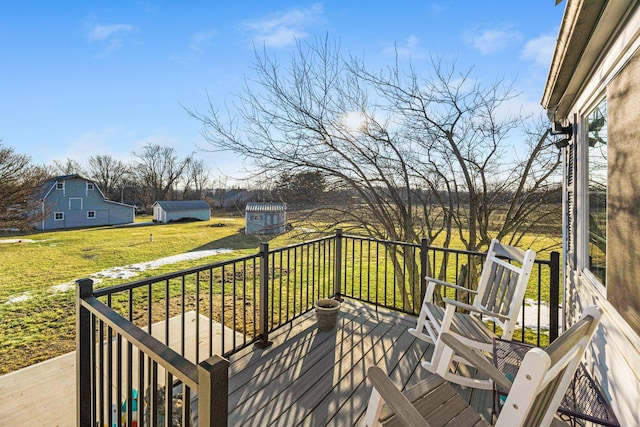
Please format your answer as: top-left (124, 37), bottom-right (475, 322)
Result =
top-left (0, 300), bottom-right (494, 426)
top-left (227, 299), bottom-right (493, 426)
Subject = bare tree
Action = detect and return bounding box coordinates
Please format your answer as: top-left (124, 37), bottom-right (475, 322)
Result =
top-left (87, 154), bottom-right (131, 201)
top-left (181, 158), bottom-right (210, 200)
top-left (0, 143), bottom-right (51, 230)
top-left (51, 158), bottom-right (86, 176)
top-left (132, 143), bottom-right (192, 210)
top-left (355, 58), bottom-right (561, 252)
top-left (188, 38), bottom-right (561, 308)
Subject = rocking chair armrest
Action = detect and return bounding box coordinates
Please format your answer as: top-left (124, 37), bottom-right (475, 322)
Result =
top-left (442, 298), bottom-right (511, 321)
top-left (426, 277), bottom-right (479, 294)
top-left (440, 333), bottom-right (513, 392)
top-left (367, 366), bottom-right (431, 427)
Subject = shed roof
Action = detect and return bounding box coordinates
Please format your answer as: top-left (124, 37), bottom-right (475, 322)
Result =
top-left (153, 200), bottom-right (211, 212)
top-left (246, 202), bottom-right (287, 212)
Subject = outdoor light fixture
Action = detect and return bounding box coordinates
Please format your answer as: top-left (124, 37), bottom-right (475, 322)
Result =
top-left (553, 137), bottom-right (571, 149)
top-left (551, 120), bottom-right (573, 136)
top-left (549, 118), bottom-right (574, 150)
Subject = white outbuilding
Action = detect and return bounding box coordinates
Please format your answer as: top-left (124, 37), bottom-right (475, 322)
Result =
top-left (152, 200), bottom-right (212, 223)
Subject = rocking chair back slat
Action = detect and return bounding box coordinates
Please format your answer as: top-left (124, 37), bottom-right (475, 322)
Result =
top-left (481, 264), bottom-right (520, 318)
top-left (481, 263), bottom-right (502, 308)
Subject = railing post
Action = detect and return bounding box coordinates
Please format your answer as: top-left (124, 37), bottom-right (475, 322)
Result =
top-left (76, 278), bottom-right (94, 427)
top-left (198, 355), bottom-right (230, 427)
top-left (333, 229), bottom-right (343, 301)
top-left (549, 251), bottom-right (561, 342)
top-left (419, 239), bottom-right (430, 305)
top-left (255, 243), bottom-right (272, 349)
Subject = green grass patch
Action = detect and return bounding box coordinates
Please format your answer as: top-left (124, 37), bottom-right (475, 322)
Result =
top-left (0, 217), bottom-right (560, 374)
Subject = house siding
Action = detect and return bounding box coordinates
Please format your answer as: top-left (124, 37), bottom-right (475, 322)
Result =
top-left (544, 2), bottom-right (640, 424)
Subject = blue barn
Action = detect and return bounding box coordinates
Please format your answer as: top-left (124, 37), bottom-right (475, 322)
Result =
top-left (35, 174), bottom-right (135, 230)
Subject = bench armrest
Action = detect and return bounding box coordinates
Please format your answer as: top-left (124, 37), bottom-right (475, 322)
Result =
top-left (442, 298), bottom-right (510, 322)
top-left (426, 277), bottom-right (479, 295)
top-left (367, 367), bottom-right (431, 427)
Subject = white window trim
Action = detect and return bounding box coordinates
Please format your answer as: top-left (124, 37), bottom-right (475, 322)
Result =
top-left (577, 96), bottom-right (608, 296)
top-left (54, 212), bottom-right (64, 221)
top-left (87, 211), bottom-right (96, 219)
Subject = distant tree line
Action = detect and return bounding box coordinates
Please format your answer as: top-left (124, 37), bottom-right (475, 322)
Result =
top-left (0, 142), bottom-right (215, 229)
top-left (38, 143), bottom-right (210, 213)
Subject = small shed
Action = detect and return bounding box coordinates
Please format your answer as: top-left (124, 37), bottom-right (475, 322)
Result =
top-left (245, 202), bottom-right (287, 234)
top-left (152, 200), bottom-right (211, 223)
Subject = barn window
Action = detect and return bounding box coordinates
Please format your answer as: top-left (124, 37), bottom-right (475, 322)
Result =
top-left (54, 212), bottom-right (64, 221)
top-left (56, 182), bottom-right (64, 190)
top-left (87, 183), bottom-right (94, 190)
top-left (69, 198), bottom-right (83, 210)
top-left (87, 211), bottom-right (96, 219)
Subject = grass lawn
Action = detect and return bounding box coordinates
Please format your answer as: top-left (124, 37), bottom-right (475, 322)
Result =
top-left (0, 215), bottom-right (561, 374)
top-left (0, 216), bottom-right (288, 373)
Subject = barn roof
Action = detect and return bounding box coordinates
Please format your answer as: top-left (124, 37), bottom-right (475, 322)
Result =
top-left (246, 202), bottom-right (287, 212)
top-left (153, 200), bottom-right (211, 212)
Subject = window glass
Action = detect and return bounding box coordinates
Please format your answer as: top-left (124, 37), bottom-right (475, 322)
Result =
top-left (587, 98), bottom-right (607, 286)
top-left (54, 212), bottom-right (64, 221)
top-left (87, 211), bottom-right (96, 219)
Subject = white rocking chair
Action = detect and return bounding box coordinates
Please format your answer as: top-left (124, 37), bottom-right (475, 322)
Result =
top-left (364, 305), bottom-right (603, 427)
top-left (408, 239), bottom-right (536, 389)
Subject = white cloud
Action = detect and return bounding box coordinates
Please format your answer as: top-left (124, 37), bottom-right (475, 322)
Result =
top-left (190, 29), bottom-right (218, 52)
top-left (465, 27), bottom-right (521, 55)
top-left (383, 35), bottom-right (426, 59)
top-left (495, 92), bottom-right (546, 122)
top-left (86, 23), bottom-right (138, 55)
top-left (242, 3), bottom-right (323, 48)
top-left (430, 2), bottom-right (446, 14)
top-left (56, 127), bottom-right (158, 166)
top-left (88, 24), bottom-right (136, 40)
top-left (521, 34), bottom-right (556, 68)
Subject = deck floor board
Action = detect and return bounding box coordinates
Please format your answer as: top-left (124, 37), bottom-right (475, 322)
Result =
top-left (0, 299), bottom-right (496, 426)
top-left (228, 299), bottom-right (494, 426)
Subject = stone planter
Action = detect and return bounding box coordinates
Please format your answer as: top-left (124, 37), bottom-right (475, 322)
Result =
top-left (314, 298), bottom-right (341, 331)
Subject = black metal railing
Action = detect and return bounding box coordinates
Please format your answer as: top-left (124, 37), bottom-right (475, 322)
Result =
top-left (337, 234), bottom-right (560, 346)
top-left (76, 279), bottom-right (229, 427)
top-left (76, 229), bottom-right (560, 425)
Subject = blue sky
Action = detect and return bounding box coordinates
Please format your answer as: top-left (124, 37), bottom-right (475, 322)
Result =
top-left (0, 1), bottom-right (564, 183)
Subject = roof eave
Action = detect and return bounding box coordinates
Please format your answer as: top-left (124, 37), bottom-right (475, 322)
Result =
top-left (542, 0), bottom-right (611, 118)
